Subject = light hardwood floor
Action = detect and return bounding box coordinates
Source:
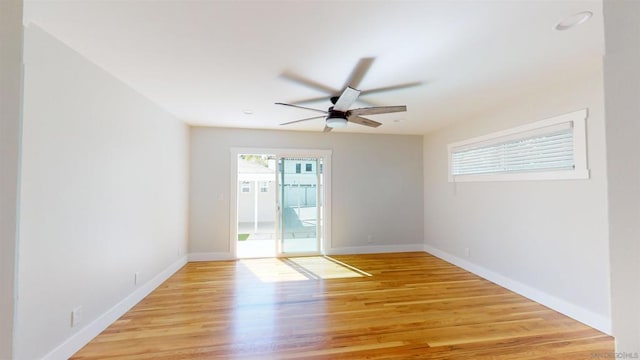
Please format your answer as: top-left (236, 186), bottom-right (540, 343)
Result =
top-left (72, 252), bottom-right (613, 359)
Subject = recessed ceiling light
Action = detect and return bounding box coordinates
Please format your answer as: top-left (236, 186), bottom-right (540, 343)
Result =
top-left (555, 11), bottom-right (593, 31)
top-left (242, 109), bottom-right (254, 115)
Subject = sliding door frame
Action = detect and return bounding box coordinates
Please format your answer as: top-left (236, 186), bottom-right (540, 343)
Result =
top-left (229, 147), bottom-right (332, 258)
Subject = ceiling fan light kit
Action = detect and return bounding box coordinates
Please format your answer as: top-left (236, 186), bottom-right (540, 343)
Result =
top-left (276, 57), bottom-right (417, 132)
top-left (326, 116), bottom-right (348, 128)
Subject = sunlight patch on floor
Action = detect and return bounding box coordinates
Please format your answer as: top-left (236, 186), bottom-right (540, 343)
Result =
top-left (239, 256), bottom-right (370, 282)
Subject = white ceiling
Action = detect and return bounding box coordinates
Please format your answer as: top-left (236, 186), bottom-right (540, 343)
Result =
top-left (23, 0), bottom-right (604, 135)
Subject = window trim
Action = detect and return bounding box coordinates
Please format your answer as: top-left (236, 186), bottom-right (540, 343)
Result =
top-left (447, 109), bottom-right (590, 182)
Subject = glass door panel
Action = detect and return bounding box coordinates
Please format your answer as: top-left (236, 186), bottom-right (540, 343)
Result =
top-left (278, 157), bottom-right (321, 255)
top-left (236, 154), bottom-right (277, 258)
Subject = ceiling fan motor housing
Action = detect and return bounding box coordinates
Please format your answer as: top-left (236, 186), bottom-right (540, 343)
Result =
top-left (327, 108), bottom-right (347, 119)
top-left (326, 108), bottom-right (348, 128)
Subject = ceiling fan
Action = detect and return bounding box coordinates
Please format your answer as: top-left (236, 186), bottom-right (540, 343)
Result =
top-left (275, 57), bottom-right (420, 132)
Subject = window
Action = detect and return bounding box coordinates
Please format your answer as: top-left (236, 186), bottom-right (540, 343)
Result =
top-left (259, 181), bottom-right (269, 193)
top-left (448, 109), bottom-right (589, 182)
top-left (295, 163), bottom-right (301, 173)
top-left (241, 181), bottom-right (251, 193)
top-left (306, 163), bottom-right (312, 172)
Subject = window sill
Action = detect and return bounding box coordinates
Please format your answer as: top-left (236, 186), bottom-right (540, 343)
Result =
top-left (449, 169), bottom-right (590, 182)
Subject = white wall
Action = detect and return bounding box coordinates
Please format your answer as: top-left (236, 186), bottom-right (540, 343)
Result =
top-left (190, 127), bottom-right (423, 256)
top-left (15, 25), bottom-right (189, 360)
top-left (0, 0), bottom-right (23, 358)
top-left (603, 0), bottom-right (640, 353)
top-left (423, 58), bottom-right (611, 333)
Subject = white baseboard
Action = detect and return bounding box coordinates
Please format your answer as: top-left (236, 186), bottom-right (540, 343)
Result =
top-left (189, 247), bottom-right (426, 260)
top-left (42, 256), bottom-right (188, 360)
top-left (423, 244), bottom-right (612, 335)
top-left (188, 252), bottom-right (235, 261)
top-left (326, 244), bottom-right (425, 255)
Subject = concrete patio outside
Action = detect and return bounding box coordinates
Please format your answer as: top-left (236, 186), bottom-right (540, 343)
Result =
top-left (237, 221), bottom-right (319, 258)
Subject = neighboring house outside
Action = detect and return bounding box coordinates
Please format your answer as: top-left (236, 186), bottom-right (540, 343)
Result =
top-left (238, 158), bottom-right (276, 231)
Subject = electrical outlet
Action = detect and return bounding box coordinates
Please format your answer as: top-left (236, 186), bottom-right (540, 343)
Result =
top-left (367, 235), bottom-right (373, 244)
top-left (464, 248), bottom-right (471, 257)
top-left (71, 307), bottom-right (83, 328)
top-left (134, 272), bottom-right (140, 286)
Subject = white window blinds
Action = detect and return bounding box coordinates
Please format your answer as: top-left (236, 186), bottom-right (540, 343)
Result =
top-left (451, 122), bottom-right (574, 176)
top-left (447, 109), bottom-right (589, 182)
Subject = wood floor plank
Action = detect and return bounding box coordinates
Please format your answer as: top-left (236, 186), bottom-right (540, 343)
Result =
top-left (71, 252), bottom-right (613, 359)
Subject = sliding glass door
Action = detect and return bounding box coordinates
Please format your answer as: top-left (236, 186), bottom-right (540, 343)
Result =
top-left (230, 148), bottom-right (330, 258)
top-left (277, 157), bottom-right (323, 256)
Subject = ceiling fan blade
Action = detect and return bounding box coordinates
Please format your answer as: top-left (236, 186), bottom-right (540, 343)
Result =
top-left (343, 57), bottom-right (375, 89)
top-left (348, 115), bottom-right (382, 128)
top-left (280, 115), bottom-right (326, 126)
top-left (323, 125), bottom-right (333, 133)
top-left (291, 95), bottom-right (378, 107)
top-left (360, 82), bottom-right (422, 96)
top-left (348, 105), bottom-right (407, 116)
top-left (275, 102), bottom-right (328, 114)
top-left (280, 71), bottom-right (339, 95)
top-left (288, 95), bottom-right (331, 106)
top-left (333, 87), bottom-right (361, 112)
